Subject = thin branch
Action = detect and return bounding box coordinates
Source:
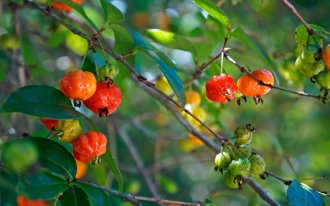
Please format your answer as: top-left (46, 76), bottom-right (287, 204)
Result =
top-left (115, 123), bottom-right (162, 199)
top-left (245, 178), bottom-right (281, 206)
top-left (223, 52), bottom-right (326, 102)
top-left (282, 0), bottom-right (313, 35)
top-left (79, 180), bottom-right (201, 206)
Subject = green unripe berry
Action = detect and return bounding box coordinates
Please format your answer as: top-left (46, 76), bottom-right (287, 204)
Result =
top-left (249, 155), bottom-right (266, 177)
top-left (228, 158), bottom-right (251, 178)
top-left (99, 64), bottom-right (119, 81)
top-left (55, 119), bottom-right (82, 143)
top-left (232, 143), bottom-right (252, 158)
top-left (316, 70), bottom-right (330, 89)
top-left (224, 169), bottom-right (239, 189)
top-left (0, 34), bottom-right (20, 51)
top-left (214, 152), bottom-right (231, 171)
top-left (2, 140), bottom-right (39, 173)
top-left (295, 44), bottom-right (324, 77)
top-left (234, 126), bottom-right (253, 145)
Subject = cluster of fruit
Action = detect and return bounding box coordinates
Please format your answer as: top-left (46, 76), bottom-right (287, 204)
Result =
top-left (295, 43), bottom-right (330, 91)
top-left (60, 66), bottom-right (121, 117)
top-left (214, 125), bottom-right (266, 189)
top-left (206, 69), bottom-right (274, 105)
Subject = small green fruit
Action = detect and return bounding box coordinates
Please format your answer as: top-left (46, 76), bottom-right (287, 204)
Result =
top-left (55, 119), bottom-right (82, 143)
top-left (302, 44), bottom-right (322, 63)
top-left (234, 126), bottom-right (253, 145)
top-left (0, 34), bottom-right (20, 51)
top-left (228, 158), bottom-right (251, 178)
top-left (249, 155), bottom-right (266, 177)
top-left (214, 152), bottom-right (231, 171)
top-left (232, 143), bottom-right (252, 158)
top-left (224, 169), bottom-right (239, 189)
top-left (295, 44), bottom-right (324, 77)
top-left (2, 140), bottom-right (39, 173)
top-left (99, 64), bottom-right (119, 81)
top-left (316, 70), bottom-right (330, 89)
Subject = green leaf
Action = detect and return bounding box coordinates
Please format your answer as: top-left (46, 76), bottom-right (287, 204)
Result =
top-left (144, 29), bottom-right (197, 54)
top-left (61, 186), bottom-right (90, 206)
top-left (295, 24), bottom-right (325, 53)
top-left (103, 146), bottom-right (123, 192)
top-left (111, 24), bottom-right (135, 80)
top-left (81, 50), bottom-right (98, 78)
top-left (204, 198), bottom-right (216, 206)
top-left (54, 0), bottom-right (98, 31)
top-left (100, 0), bottom-right (124, 26)
top-left (17, 170), bottom-right (69, 200)
top-left (73, 182), bottom-right (110, 206)
top-left (0, 85), bottom-right (83, 119)
top-left (134, 34), bottom-right (186, 109)
top-left (151, 55), bottom-right (186, 109)
top-left (193, 0), bottom-right (231, 31)
top-left (30, 137), bottom-right (77, 179)
top-left (231, 27), bottom-right (275, 69)
top-left (287, 179), bottom-right (325, 206)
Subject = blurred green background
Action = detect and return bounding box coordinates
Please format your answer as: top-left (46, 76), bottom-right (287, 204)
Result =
top-left (0, 0), bottom-right (330, 205)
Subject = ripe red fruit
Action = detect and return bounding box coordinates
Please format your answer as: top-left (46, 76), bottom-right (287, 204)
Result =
top-left (83, 82), bottom-right (122, 117)
top-left (52, 0), bottom-right (83, 11)
top-left (205, 74), bottom-right (238, 103)
top-left (237, 69), bottom-right (274, 97)
top-left (60, 69), bottom-right (97, 107)
top-left (72, 131), bottom-right (107, 163)
top-left (17, 195), bottom-right (47, 206)
top-left (40, 118), bottom-right (58, 130)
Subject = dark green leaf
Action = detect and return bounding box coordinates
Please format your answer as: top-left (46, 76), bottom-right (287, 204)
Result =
top-left (17, 170), bottom-right (69, 200)
top-left (134, 34), bottom-right (186, 109)
top-left (231, 27), bottom-right (275, 69)
top-left (151, 55), bottom-right (186, 109)
top-left (204, 198), bottom-right (216, 206)
top-left (30, 137), bottom-right (77, 178)
top-left (73, 182), bottom-right (110, 206)
top-left (54, 0), bottom-right (99, 31)
top-left (0, 85), bottom-right (83, 119)
top-left (103, 146), bottom-right (123, 192)
top-left (134, 32), bottom-right (174, 67)
top-left (193, 0), bottom-right (231, 31)
top-left (81, 50), bottom-right (98, 78)
top-left (100, 0), bottom-right (124, 26)
top-left (144, 29), bottom-right (197, 54)
top-left (61, 186), bottom-right (90, 206)
top-left (287, 179), bottom-right (325, 206)
top-left (112, 24), bottom-right (135, 80)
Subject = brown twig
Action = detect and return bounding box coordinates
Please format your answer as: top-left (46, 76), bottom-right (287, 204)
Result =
top-left (282, 0), bottom-right (313, 35)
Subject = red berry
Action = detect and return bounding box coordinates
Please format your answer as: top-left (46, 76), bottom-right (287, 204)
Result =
top-left (237, 69), bottom-right (274, 97)
top-left (52, 0), bottom-right (83, 11)
top-left (17, 195), bottom-right (47, 206)
top-left (72, 131), bottom-right (107, 163)
top-left (83, 82), bottom-right (122, 117)
top-left (40, 118), bottom-right (58, 130)
top-left (205, 74), bottom-right (238, 103)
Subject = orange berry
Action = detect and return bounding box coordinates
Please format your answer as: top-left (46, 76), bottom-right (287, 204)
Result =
top-left (17, 195), bottom-right (47, 206)
top-left (75, 159), bottom-right (88, 179)
top-left (322, 44), bottom-right (330, 70)
top-left (52, 0), bottom-right (83, 11)
top-left (237, 69), bottom-right (274, 97)
top-left (72, 131), bottom-right (107, 163)
top-left (60, 69), bottom-right (97, 106)
top-left (83, 82), bottom-right (122, 118)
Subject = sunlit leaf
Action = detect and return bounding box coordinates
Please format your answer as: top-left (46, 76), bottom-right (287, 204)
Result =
top-left (100, 0), bottom-right (124, 26)
top-left (193, 0), bottom-right (231, 31)
top-left (144, 29), bottom-right (197, 54)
